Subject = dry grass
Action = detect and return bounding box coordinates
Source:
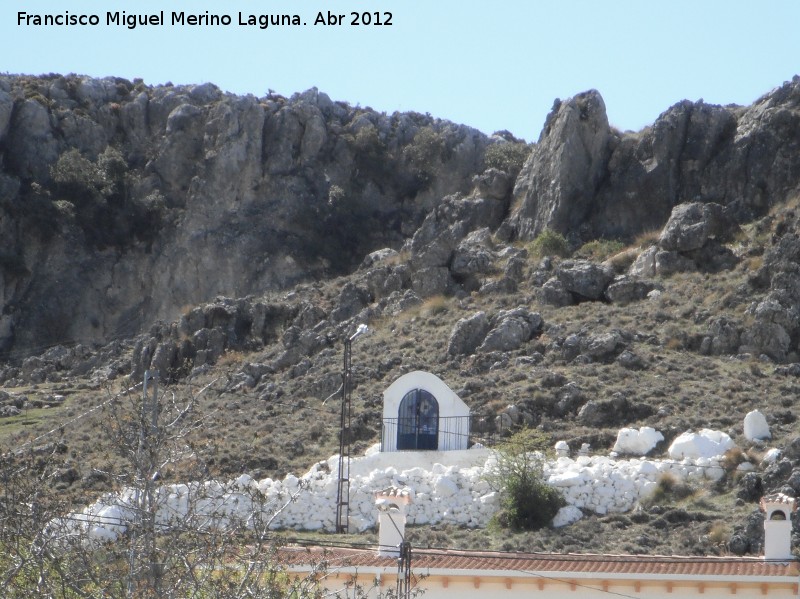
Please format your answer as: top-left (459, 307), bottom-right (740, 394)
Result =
top-left (419, 294), bottom-right (449, 317)
top-left (633, 228), bottom-right (661, 248)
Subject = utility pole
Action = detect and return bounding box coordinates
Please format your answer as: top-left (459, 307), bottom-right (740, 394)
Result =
top-left (335, 324), bottom-right (367, 534)
top-left (128, 369), bottom-right (160, 598)
top-left (396, 540), bottom-right (412, 599)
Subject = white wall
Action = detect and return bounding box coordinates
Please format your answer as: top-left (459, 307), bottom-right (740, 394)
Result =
top-left (335, 571), bottom-right (799, 599)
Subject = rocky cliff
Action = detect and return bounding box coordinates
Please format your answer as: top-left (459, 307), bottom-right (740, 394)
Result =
top-left (2, 73), bottom-right (800, 360)
top-left (0, 75), bottom-right (490, 356)
top-left (508, 78), bottom-right (800, 243)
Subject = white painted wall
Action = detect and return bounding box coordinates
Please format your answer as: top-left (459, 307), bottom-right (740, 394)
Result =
top-left (335, 570), bottom-right (799, 599)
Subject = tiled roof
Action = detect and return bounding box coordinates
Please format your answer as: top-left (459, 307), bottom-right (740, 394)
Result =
top-left (279, 546), bottom-right (800, 579)
top-left (761, 492), bottom-right (798, 511)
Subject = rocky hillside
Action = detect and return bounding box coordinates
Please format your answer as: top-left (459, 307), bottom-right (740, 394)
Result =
top-left (0, 74), bottom-right (489, 356)
top-left (3, 74), bottom-right (800, 557)
top-left (2, 74), bottom-right (800, 360)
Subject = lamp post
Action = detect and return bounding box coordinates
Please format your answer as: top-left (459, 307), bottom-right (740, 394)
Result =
top-left (335, 324), bottom-right (368, 533)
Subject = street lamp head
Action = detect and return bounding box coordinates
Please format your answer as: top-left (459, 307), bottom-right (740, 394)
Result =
top-left (350, 323), bottom-right (369, 342)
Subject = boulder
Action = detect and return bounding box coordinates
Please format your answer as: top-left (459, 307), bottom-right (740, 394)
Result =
top-left (552, 505), bottom-right (583, 528)
top-left (605, 276), bottom-right (661, 305)
top-left (753, 297), bottom-right (797, 333)
top-left (684, 239), bottom-right (739, 272)
top-left (364, 266), bottom-right (408, 301)
top-left (407, 195), bottom-right (504, 271)
top-left (556, 260), bottom-right (615, 301)
top-left (740, 322), bottom-right (791, 363)
top-left (658, 202), bottom-right (735, 252)
top-left (706, 316), bottom-right (741, 356)
top-left (654, 251), bottom-right (696, 276)
top-left (629, 246), bottom-right (658, 278)
top-left (541, 277), bottom-right (574, 307)
top-left (471, 168), bottom-right (512, 200)
top-left (736, 473), bottom-right (764, 503)
top-left (360, 248), bottom-right (400, 270)
top-left (612, 427), bottom-right (664, 456)
top-left (151, 341), bottom-right (179, 380)
top-left (616, 350), bottom-right (645, 370)
top-left (330, 283), bottom-right (369, 322)
top-left (762, 458), bottom-right (793, 490)
top-left (450, 229), bottom-right (495, 278)
top-left (411, 266), bottom-right (452, 298)
top-left (743, 410), bottom-right (771, 442)
top-left (447, 312), bottom-right (491, 356)
top-left (668, 429), bottom-right (735, 460)
top-left (581, 331), bottom-right (623, 361)
top-left (479, 308), bottom-right (543, 353)
top-left (576, 400), bottom-right (613, 427)
top-left (729, 511), bottom-right (765, 555)
top-left (554, 382), bottom-right (585, 416)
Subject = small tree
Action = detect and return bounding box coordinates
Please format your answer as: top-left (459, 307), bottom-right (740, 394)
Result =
top-left (484, 141), bottom-right (531, 177)
top-left (403, 126), bottom-right (446, 184)
top-left (1, 378), bottom-right (404, 598)
top-left (487, 429), bottom-right (565, 531)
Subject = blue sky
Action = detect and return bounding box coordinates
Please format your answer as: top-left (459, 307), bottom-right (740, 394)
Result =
top-left (3, 0), bottom-right (799, 141)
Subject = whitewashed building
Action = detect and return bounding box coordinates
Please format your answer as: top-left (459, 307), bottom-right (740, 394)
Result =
top-left (283, 492), bottom-right (800, 598)
top-left (380, 371), bottom-right (471, 452)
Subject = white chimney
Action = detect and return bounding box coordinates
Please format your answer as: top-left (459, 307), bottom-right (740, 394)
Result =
top-left (375, 487), bottom-right (411, 557)
top-left (760, 493), bottom-right (797, 561)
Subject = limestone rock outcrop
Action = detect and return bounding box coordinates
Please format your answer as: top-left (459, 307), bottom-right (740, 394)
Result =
top-left (508, 77), bottom-right (800, 243)
top-left (509, 90), bottom-right (612, 240)
top-left (4, 73), bottom-right (800, 360)
top-left (0, 75), bottom-right (488, 356)
top-left (629, 202), bottom-right (739, 277)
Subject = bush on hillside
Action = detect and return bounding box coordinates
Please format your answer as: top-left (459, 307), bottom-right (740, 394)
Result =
top-left (575, 238), bottom-right (625, 261)
top-left (529, 229), bottom-right (570, 259)
top-left (487, 429), bottom-right (565, 531)
top-left (403, 126), bottom-right (446, 182)
top-left (484, 141), bottom-right (531, 177)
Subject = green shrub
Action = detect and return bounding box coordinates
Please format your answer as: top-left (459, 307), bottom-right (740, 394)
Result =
top-left (484, 141), bottom-right (531, 176)
top-left (403, 126), bottom-right (445, 182)
top-left (50, 148), bottom-right (109, 204)
top-left (575, 238), bottom-right (625, 261)
top-left (529, 229), bottom-right (570, 259)
top-left (487, 429), bottom-right (565, 531)
top-left (49, 146), bottom-right (162, 248)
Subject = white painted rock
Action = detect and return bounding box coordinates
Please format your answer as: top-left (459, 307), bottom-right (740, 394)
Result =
top-left (668, 429), bottom-right (735, 459)
top-left (762, 448), bottom-right (782, 464)
top-left (743, 410), bottom-right (771, 441)
top-left (554, 440), bottom-right (570, 457)
top-left (613, 426), bottom-right (664, 455)
top-left (552, 505), bottom-right (583, 528)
